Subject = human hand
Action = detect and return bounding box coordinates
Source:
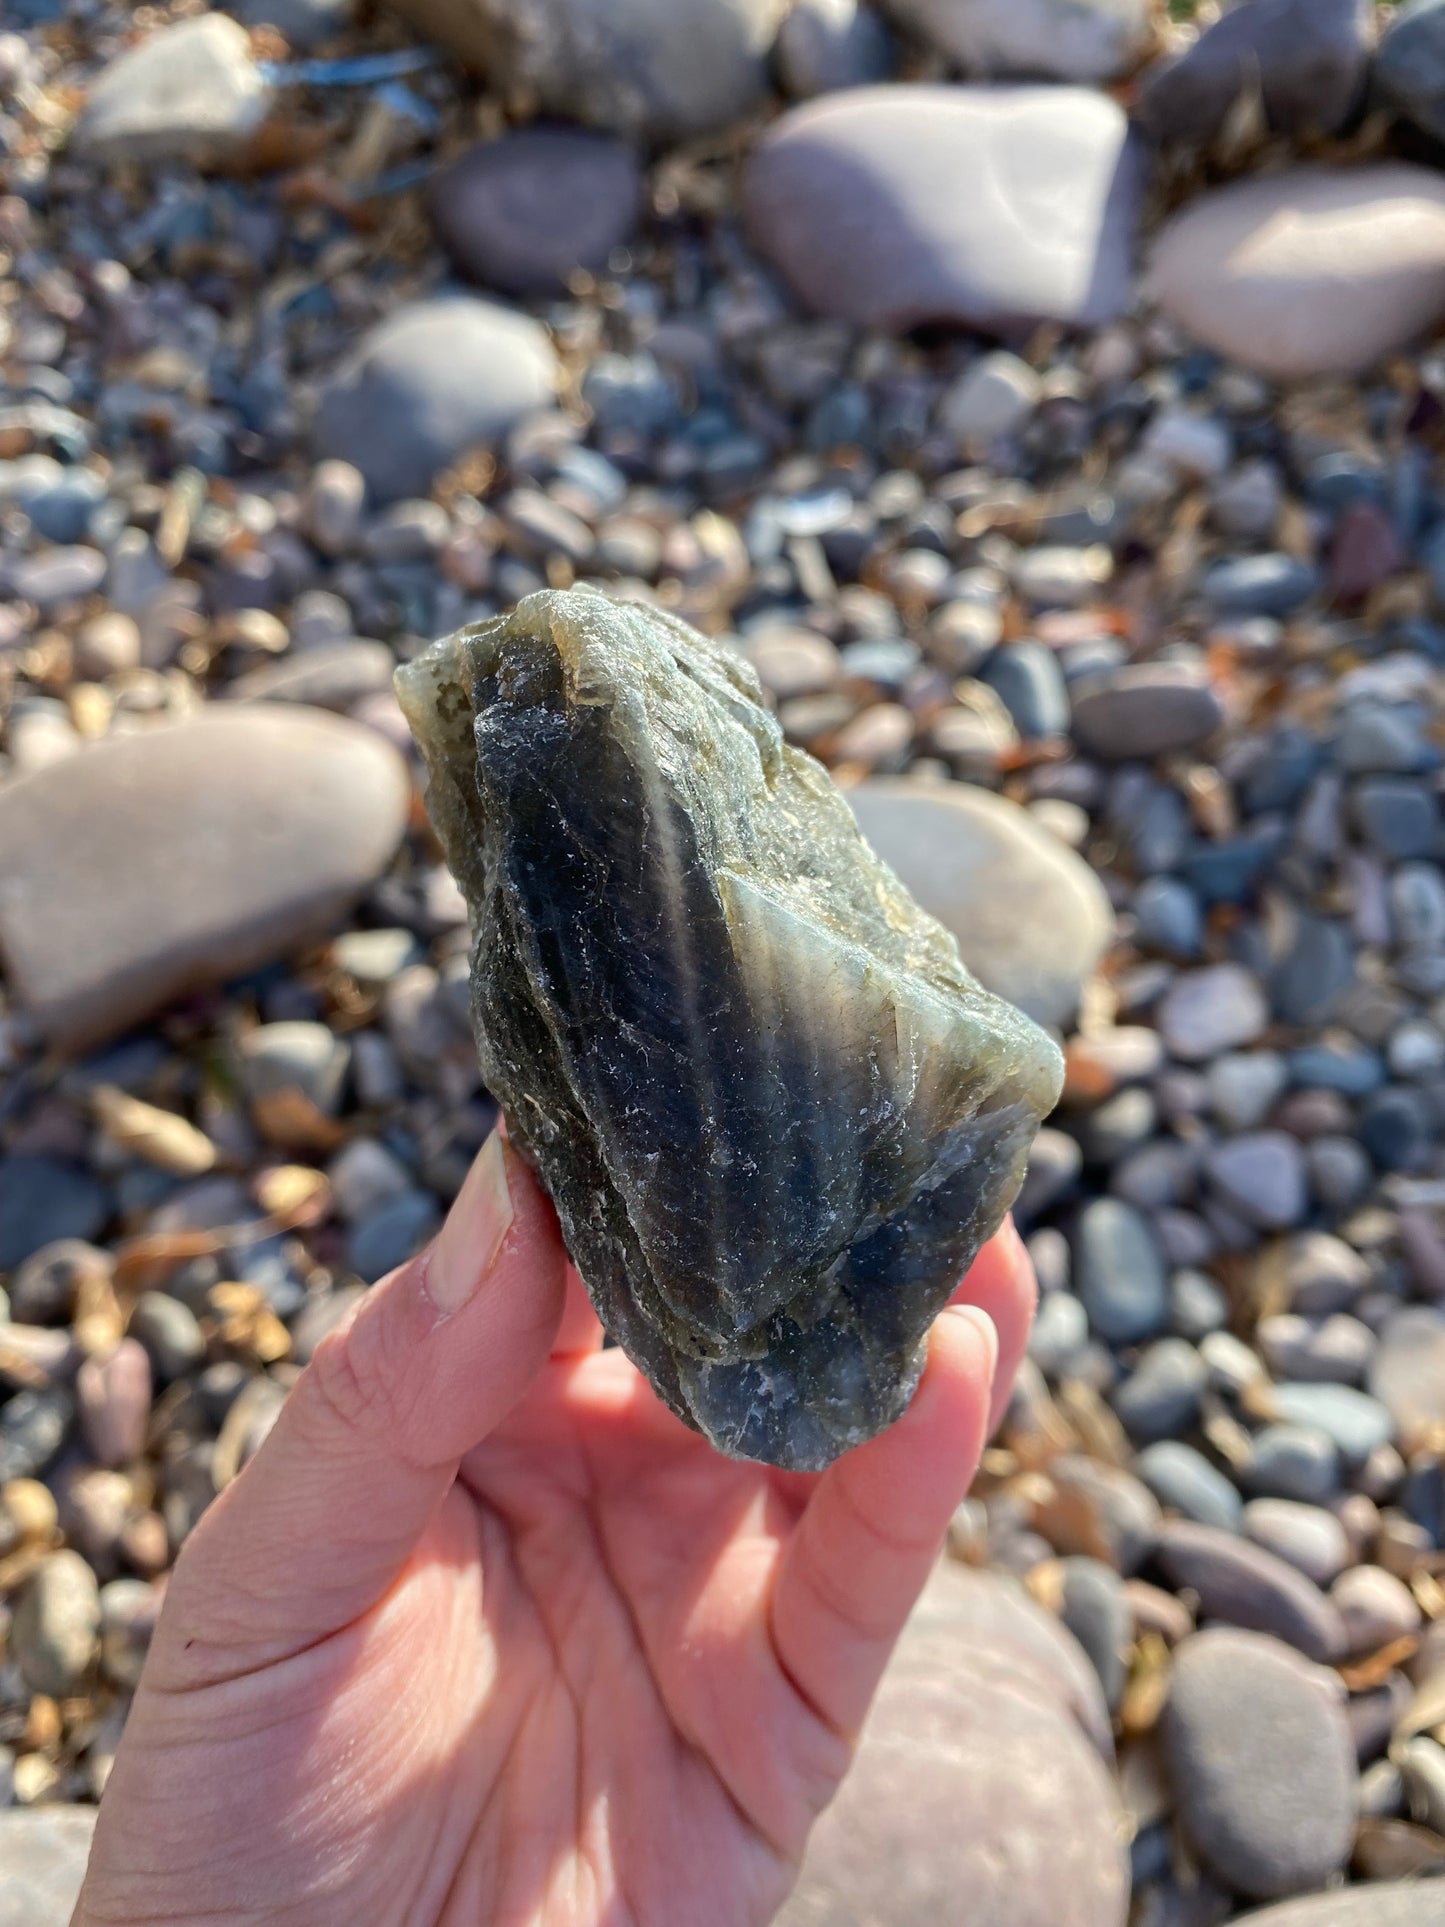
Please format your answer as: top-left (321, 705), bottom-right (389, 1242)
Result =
top-left (74, 1132), bottom-right (1036, 1927)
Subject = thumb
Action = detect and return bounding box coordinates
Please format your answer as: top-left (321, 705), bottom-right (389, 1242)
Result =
top-left (152, 1131), bottom-right (567, 1687)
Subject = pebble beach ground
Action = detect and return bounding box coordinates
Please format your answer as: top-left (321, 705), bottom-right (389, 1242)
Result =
top-left (3, 2), bottom-right (1445, 1923)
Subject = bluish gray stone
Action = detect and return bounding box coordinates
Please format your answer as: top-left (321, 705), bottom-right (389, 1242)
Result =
top-left (1270, 914), bottom-right (1355, 1026)
top-left (1206, 1052), bottom-right (1288, 1133)
top-left (128, 1290), bottom-right (205, 1382)
top-left (1200, 554), bottom-right (1319, 615)
top-left (312, 297), bottom-right (558, 504)
top-left (1137, 0), bottom-right (1370, 151)
top-left (1204, 1132), bottom-right (1308, 1230)
top-left (1377, 0), bottom-right (1445, 145)
top-left (1136, 1440), bottom-right (1244, 1532)
top-left (1029, 1289), bottom-right (1091, 1375)
top-left (1270, 1383), bottom-right (1395, 1466)
top-left (1361, 1085), bottom-right (1434, 1170)
top-left (1059, 1556), bottom-right (1130, 1713)
top-left (775, 0), bottom-right (895, 97)
top-left (979, 642), bottom-right (1069, 739)
top-left (1158, 964), bottom-right (1269, 1062)
top-left (1073, 1199), bottom-right (1170, 1346)
top-left (0, 1158), bottom-right (108, 1272)
top-left (1169, 1268), bottom-right (1229, 1341)
top-left (1112, 1339), bottom-right (1207, 1443)
top-left (1353, 778), bottom-right (1440, 860)
top-left (346, 1190), bottom-right (441, 1284)
top-left (1289, 1044), bottom-right (1384, 1097)
top-left (0, 1388), bottom-right (73, 1486)
top-left (1132, 877), bottom-right (1203, 959)
top-left (1244, 1424), bottom-right (1342, 1505)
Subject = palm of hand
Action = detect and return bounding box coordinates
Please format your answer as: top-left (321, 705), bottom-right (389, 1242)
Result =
top-left (104, 1346), bottom-right (851, 1927)
top-left (81, 1156), bottom-right (1025, 1927)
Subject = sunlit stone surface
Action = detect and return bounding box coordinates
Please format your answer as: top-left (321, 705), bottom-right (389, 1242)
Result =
top-left (398, 590), bottom-right (1062, 1469)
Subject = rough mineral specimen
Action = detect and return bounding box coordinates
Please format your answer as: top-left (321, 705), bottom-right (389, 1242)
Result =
top-left (397, 590), bottom-right (1063, 1470)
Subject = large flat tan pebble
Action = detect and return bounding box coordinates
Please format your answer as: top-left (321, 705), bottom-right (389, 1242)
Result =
top-left (745, 85), bottom-right (1143, 333)
top-left (1149, 165), bottom-right (1445, 380)
top-left (0, 709), bottom-right (409, 1052)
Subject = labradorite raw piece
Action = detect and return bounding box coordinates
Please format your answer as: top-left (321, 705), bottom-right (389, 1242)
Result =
top-left (397, 590), bottom-right (1063, 1471)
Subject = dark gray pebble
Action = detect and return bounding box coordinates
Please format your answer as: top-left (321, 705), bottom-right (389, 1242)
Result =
top-left (1059, 1555), bottom-right (1130, 1712)
top-left (1163, 1628), bottom-right (1356, 1900)
top-left (429, 128), bottom-right (644, 298)
top-left (1073, 1198), bottom-right (1170, 1345)
top-left (0, 1159), bottom-right (109, 1273)
top-left (1112, 1338), bottom-right (1207, 1443)
top-left (1153, 1519), bottom-right (1347, 1662)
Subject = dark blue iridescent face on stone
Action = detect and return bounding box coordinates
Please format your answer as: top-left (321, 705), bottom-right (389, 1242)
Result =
top-left (398, 588), bottom-right (1062, 1471)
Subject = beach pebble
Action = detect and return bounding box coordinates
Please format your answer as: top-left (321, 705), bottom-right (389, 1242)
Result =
top-left (777, 1565), bottom-right (1128, 1927)
top-left (1376, 0), bottom-right (1445, 145)
top-left (76, 1339), bottom-right (151, 1470)
top-left (1070, 665), bottom-right (1224, 762)
top-left (849, 780), bottom-right (1112, 1028)
top-left (892, 0), bottom-right (1150, 82)
top-left (1153, 1520), bottom-right (1347, 1663)
top-left (0, 1810), bottom-right (97, 1923)
top-left (312, 298), bottom-right (558, 504)
top-left (775, 0), bottom-right (895, 96)
top-left (1158, 965), bottom-right (1270, 1063)
top-left (1136, 0), bottom-right (1370, 151)
top-left (745, 85), bottom-right (1143, 332)
top-left (1163, 1629), bottom-right (1356, 1900)
top-left (10, 1550), bottom-right (101, 1698)
top-left (1205, 1133), bottom-right (1308, 1230)
top-left (0, 710), bottom-right (408, 1053)
top-left (940, 353), bottom-right (1043, 452)
top-left (72, 15), bottom-right (271, 167)
top-left (392, 0), bottom-right (786, 137)
top-left (0, 1160), bottom-right (108, 1273)
top-left (1370, 1306), bottom-right (1445, 1445)
top-left (1150, 166), bottom-right (1445, 380)
top-left (429, 129), bottom-right (644, 298)
top-left (1073, 1198), bottom-right (1170, 1346)
top-left (1059, 1556), bottom-right (1131, 1712)
top-left (1135, 1440), bottom-right (1243, 1533)
top-left (1330, 1565), bottom-right (1422, 1657)
top-left (1112, 1339), bottom-right (1207, 1443)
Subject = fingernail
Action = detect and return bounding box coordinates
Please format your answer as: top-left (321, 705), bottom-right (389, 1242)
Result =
top-left (424, 1132), bottom-right (515, 1318)
top-left (946, 1303), bottom-right (999, 1383)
